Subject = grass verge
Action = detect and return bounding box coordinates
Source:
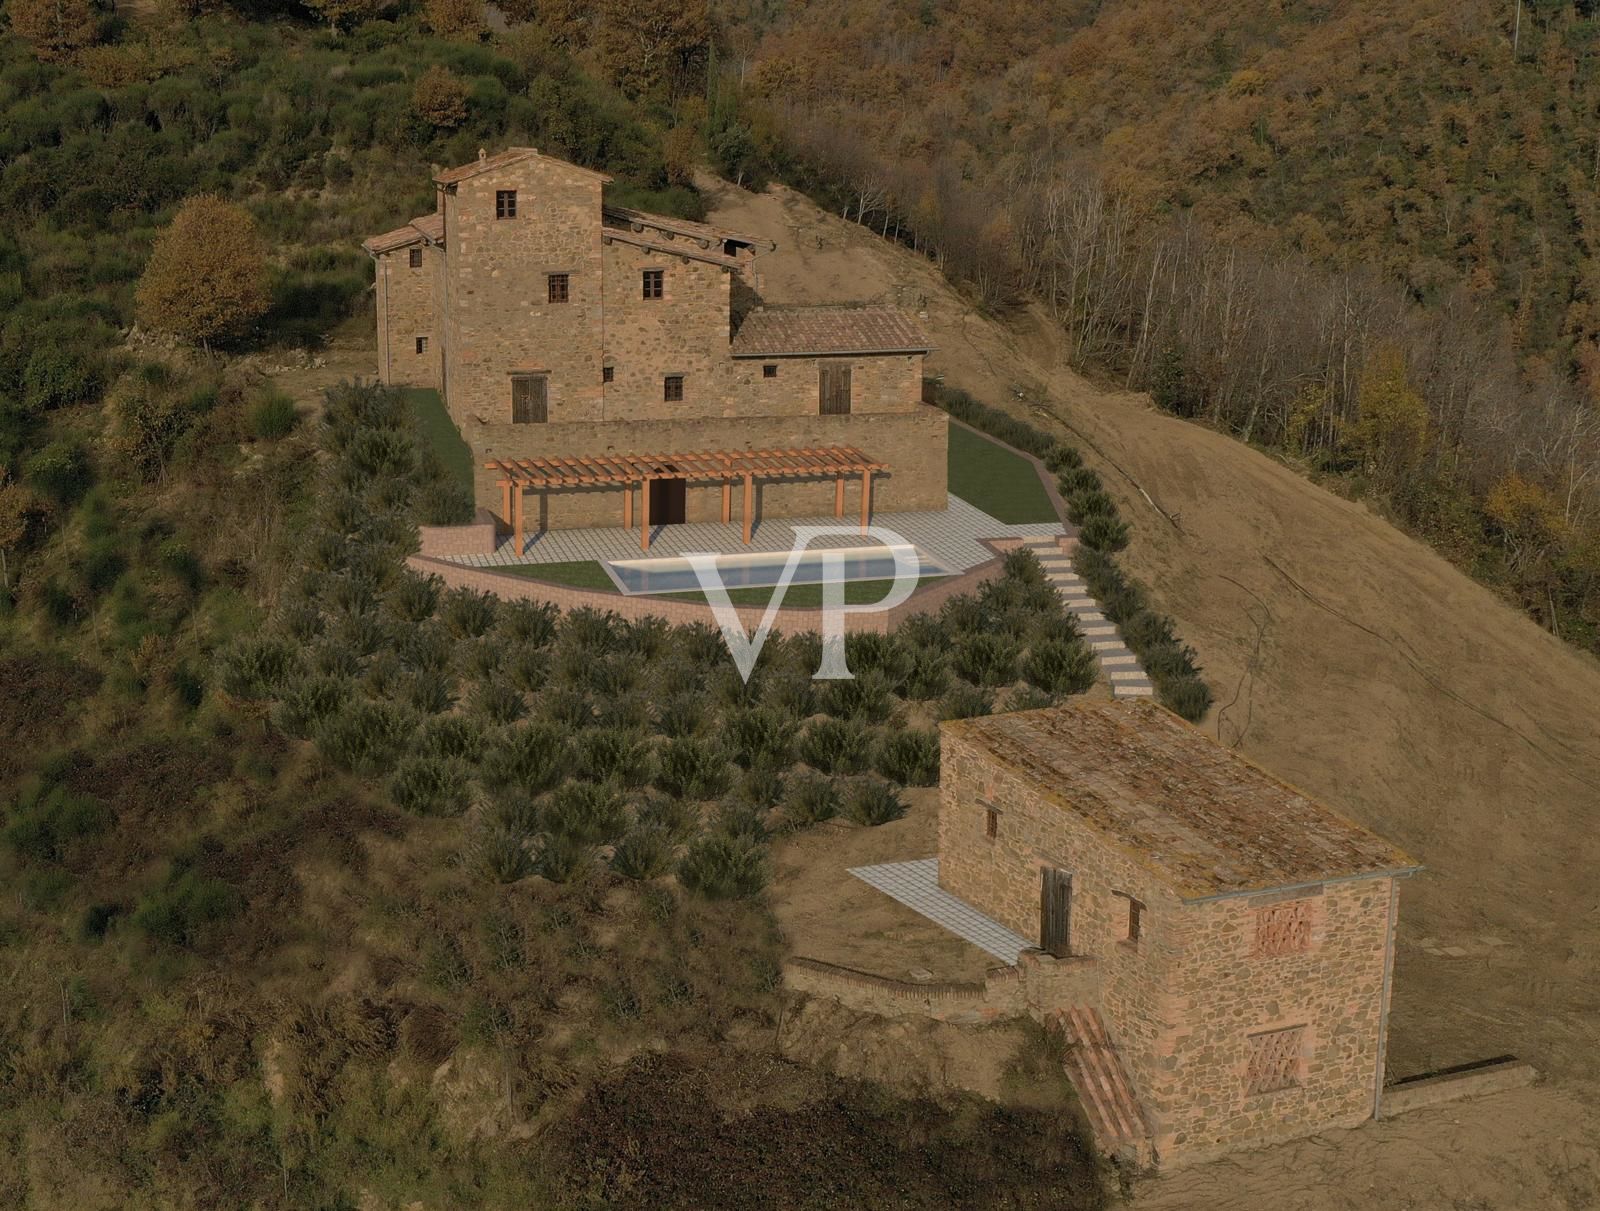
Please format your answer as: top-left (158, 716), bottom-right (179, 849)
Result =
top-left (948, 422), bottom-right (1057, 523)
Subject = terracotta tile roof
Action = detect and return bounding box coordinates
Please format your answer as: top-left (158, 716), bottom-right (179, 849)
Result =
top-left (601, 229), bottom-right (742, 270)
top-left (433, 146), bottom-right (611, 186)
top-left (361, 213), bottom-right (444, 256)
top-left (943, 701), bottom-right (1420, 901)
top-left (602, 204), bottom-right (776, 252)
top-left (411, 213), bottom-right (444, 243)
top-left (730, 306), bottom-right (932, 357)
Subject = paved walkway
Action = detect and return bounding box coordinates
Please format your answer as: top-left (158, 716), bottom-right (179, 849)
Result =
top-left (447, 495), bottom-right (1063, 575)
top-left (1016, 535), bottom-right (1155, 701)
top-left (848, 858), bottom-right (1034, 965)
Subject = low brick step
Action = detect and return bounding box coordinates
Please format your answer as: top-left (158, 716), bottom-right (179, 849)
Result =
top-left (1099, 654), bottom-right (1139, 667)
top-left (1114, 684), bottom-right (1156, 698)
top-left (1081, 624), bottom-right (1118, 637)
top-left (1089, 639), bottom-right (1125, 652)
top-left (1109, 670), bottom-right (1149, 682)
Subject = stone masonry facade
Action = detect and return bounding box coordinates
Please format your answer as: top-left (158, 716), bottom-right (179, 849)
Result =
top-left (364, 147), bottom-right (946, 534)
top-left (936, 703), bottom-right (1413, 1167)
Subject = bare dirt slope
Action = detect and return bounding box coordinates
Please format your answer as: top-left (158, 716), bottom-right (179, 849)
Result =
top-left (703, 176), bottom-right (1600, 1204)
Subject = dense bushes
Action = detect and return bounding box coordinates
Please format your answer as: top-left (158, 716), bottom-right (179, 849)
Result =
top-left (930, 385), bottom-right (1212, 720)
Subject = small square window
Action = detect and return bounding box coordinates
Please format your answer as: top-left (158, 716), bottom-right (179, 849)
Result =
top-left (984, 806), bottom-right (998, 839)
top-left (602, 365), bottom-right (614, 383)
top-left (547, 273), bottom-right (569, 304)
top-left (642, 269), bottom-right (664, 299)
top-left (408, 247), bottom-right (423, 269)
top-left (762, 364), bottom-right (778, 379)
top-left (496, 190), bottom-right (517, 219)
top-left (415, 336), bottom-right (428, 355)
top-left (1245, 1026), bottom-right (1305, 1096)
top-left (663, 374), bottom-right (684, 402)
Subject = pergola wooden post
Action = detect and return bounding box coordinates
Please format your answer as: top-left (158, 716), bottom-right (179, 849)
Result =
top-left (500, 481), bottom-right (513, 531)
top-left (640, 475), bottom-right (652, 551)
top-left (483, 445), bottom-right (888, 553)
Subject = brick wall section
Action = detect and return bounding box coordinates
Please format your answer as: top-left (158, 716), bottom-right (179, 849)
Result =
top-left (469, 407), bottom-right (948, 528)
top-left (416, 509), bottom-right (498, 557)
top-left (782, 950), bottom-right (1102, 1024)
top-left (405, 540), bottom-right (1010, 635)
top-left (937, 726), bottom-right (1398, 1167)
top-left (374, 243), bottom-right (440, 388)
top-left (442, 156), bottom-right (606, 428)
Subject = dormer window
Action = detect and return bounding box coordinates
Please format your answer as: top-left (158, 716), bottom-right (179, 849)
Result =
top-left (496, 190), bottom-right (517, 219)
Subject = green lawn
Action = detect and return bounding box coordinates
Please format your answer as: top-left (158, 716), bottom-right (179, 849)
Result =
top-left (947, 423), bottom-right (1058, 523)
top-left (404, 388), bottom-right (474, 502)
top-left (497, 561), bottom-right (620, 592)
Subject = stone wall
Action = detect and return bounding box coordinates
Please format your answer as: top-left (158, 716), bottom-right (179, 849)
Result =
top-left (375, 243), bottom-right (439, 388)
top-left (598, 239), bottom-right (731, 422)
top-left (441, 156), bottom-right (606, 428)
top-left (937, 727), bottom-right (1397, 1166)
top-left (417, 509), bottom-right (498, 557)
top-left (938, 726), bottom-right (1187, 1129)
top-left (723, 353), bottom-right (924, 418)
top-left (469, 406), bottom-right (949, 528)
top-left (1377, 1058), bottom-right (1537, 1118)
top-left (1150, 878), bottom-right (1393, 1163)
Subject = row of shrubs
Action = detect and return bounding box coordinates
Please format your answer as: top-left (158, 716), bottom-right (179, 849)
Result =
top-left (217, 383), bottom-right (1109, 900)
top-left (931, 384), bottom-right (1213, 721)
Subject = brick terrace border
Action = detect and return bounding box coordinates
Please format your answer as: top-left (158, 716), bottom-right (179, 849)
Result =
top-left (406, 537), bottom-right (1024, 635)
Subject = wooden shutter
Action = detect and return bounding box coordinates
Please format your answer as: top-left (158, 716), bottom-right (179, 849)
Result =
top-left (819, 363), bottom-right (852, 415)
top-left (511, 375), bottom-right (547, 424)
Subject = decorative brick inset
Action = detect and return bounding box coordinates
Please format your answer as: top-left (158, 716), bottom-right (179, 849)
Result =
top-left (1254, 900), bottom-right (1313, 957)
top-left (1245, 1025), bottom-right (1307, 1096)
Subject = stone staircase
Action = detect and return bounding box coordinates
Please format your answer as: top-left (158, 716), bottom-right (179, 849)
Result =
top-left (1016, 536), bottom-right (1154, 700)
top-left (1051, 1005), bottom-right (1155, 1166)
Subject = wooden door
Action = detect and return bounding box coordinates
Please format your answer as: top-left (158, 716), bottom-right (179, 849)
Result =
top-left (818, 362), bottom-right (852, 415)
top-left (1041, 868), bottom-right (1072, 957)
top-left (649, 477), bottom-right (686, 524)
top-left (511, 374), bottom-right (547, 424)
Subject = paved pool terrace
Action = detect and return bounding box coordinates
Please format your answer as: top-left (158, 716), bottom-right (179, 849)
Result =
top-left (442, 495), bottom-right (1066, 575)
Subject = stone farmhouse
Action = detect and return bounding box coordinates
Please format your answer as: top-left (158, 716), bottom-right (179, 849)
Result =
top-left (362, 147), bottom-right (946, 550)
top-left (938, 700), bottom-right (1420, 1165)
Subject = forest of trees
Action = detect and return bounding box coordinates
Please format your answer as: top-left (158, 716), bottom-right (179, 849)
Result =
top-left (707, 0), bottom-right (1600, 654)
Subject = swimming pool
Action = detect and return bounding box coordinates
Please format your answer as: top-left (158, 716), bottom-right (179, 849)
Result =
top-left (605, 544), bottom-right (949, 596)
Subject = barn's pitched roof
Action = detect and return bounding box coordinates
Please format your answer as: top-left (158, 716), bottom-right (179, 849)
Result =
top-left (432, 146), bottom-right (612, 187)
top-left (730, 305), bottom-right (932, 357)
top-left (943, 701), bottom-right (1420, 901)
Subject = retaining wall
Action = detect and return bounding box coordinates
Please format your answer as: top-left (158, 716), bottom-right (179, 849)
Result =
top-left (406, 538), bottom-right (1021, 634)
top-left (418, 509), bottom-right (500, 558)
top-left (1377, 1058), bottom-right (1538, 1118)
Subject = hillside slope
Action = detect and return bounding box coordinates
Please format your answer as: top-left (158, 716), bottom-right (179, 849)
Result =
top-left (704, 176), bottom-right (1600, 1199)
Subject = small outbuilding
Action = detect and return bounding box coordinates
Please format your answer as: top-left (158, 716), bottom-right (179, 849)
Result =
top-left (938, 699), bottom-right (1421, 1165)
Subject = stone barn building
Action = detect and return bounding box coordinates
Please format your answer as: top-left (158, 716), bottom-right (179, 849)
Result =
top-left (938, 700), bottom-right (1420, 1166)
top-left (362, 147), bottom-right (946, 549)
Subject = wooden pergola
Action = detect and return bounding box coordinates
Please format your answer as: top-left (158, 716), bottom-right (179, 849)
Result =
top-left (486, 445), bottom-right (889, 552)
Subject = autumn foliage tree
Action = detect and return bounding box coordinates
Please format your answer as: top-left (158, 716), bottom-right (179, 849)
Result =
top-left (424, 0), bottom-right (484, 40)
top-left (135, 196), bottom-right (271, 351)
top-left (7, 0), bottom-right (100, 63)
top-left (411, 65), bottom-right (469, 128)
top-left (301, 0), bottom-right (388, 31)
top-left (597, 0), bottom-right (710, 100)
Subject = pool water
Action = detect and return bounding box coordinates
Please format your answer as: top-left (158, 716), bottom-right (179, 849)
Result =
top-left (605, 544), bottom-right (947, 596)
